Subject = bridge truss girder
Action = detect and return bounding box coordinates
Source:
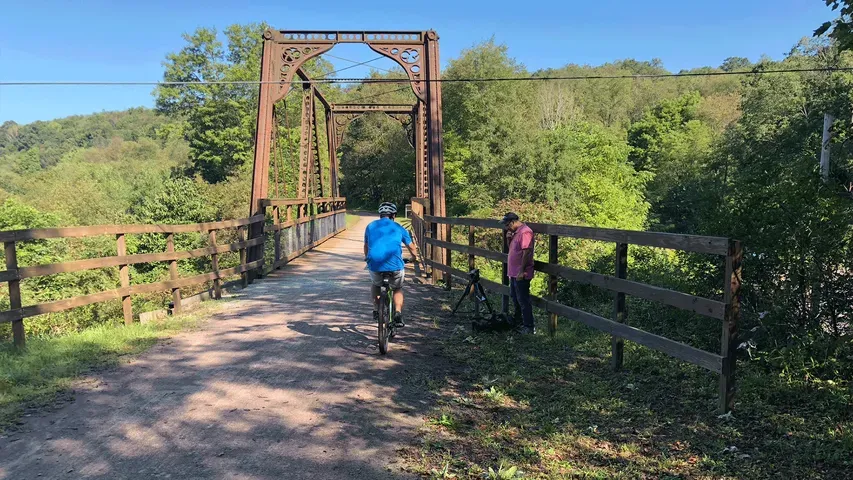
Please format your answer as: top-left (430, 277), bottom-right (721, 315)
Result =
top-left (328, 103), bottom-right (426, 198)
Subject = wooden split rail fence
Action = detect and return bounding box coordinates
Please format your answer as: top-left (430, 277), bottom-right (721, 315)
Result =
top-left (409, 197), bottom-right (742, 413)
top-left (0, 198), bottom-right (347, 348)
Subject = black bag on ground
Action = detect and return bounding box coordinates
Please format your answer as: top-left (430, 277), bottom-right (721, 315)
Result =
top-left (471, 312), bottom-right (516, 333)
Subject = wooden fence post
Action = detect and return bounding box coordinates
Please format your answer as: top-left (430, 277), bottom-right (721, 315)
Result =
top-left (719, 239), bottom-right (742, 413)
top-left (548, 235), bottom-right (559, 337)
top-left (248, 204), bottom-right (264, 283)
top-left (166, 233), bottom-right (181, 315)
top-left (249, 217), bottom-right (259, 284)
top-left (612, 242), bottom-right (628, 370)
top-left (273, 206), bottom-right (281, 268)
top-left (4, 241), bottom-right (25, 347)
top-left (116, 233), bottom-right (132, 325)
top-left (501, 229), bottom-right (510, 314)
top-left (239, 226), bottom-right (248, 288)
top-left (209, 229), bottom-right (221, 300)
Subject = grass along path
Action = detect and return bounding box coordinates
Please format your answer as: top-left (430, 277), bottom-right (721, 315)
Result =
top-left (0, 301), bottom-right (225, 431)
top-left (402, 289), bottom-right (853, 479)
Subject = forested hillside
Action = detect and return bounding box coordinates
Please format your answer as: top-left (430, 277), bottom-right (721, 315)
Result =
top-left (2, 22), bottom-right (852, 407)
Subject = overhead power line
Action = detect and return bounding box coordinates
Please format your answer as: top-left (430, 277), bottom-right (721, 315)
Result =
top-left (3, 66), bottom-right (853, 86)
top-left (318, 55), bottom-right (389, 79)
top-left (345, 86), bottom-right (412, 104)
top-left (322, 53), bottom-right (398, 75)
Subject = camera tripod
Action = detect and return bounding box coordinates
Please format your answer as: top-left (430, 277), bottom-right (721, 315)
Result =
top-left (451, 269), bottom-right (499, 320)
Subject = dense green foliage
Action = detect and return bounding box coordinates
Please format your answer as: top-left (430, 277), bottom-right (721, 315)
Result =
top-left (339, 112), bottom-right (415, 208)
top-left (334, 73), bottom-right (418, 207)
top-left (700, 41), bottom-right (853, 381)
top-left (156, 25), bottom-right (264, 184)
top-left (155, 23), bottom-right (337, 185)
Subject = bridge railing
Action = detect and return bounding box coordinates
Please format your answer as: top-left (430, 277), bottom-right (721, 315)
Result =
top-left (409, 199), bottom-right (429, 272)
top-left (417, 212), bottom-right (742, 413)
top-left (0, 197), bottom-right (347, 348)
top-left (259, 197), bottom-right (347, 271)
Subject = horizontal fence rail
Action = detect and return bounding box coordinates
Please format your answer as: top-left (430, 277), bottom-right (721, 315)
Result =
top-left (0, 216), bottom-right (265, 243)
top-left (416, 207), bottom-right (742, 413)
top-left (1, 198), bottom-right (347, 348)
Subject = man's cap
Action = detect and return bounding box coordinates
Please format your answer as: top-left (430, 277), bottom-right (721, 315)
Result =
top-left (500, 212), bottom-right (519, 224)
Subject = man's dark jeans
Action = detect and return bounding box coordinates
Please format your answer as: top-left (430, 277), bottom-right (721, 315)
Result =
top-left (510, 278), bottom-right (534, 329)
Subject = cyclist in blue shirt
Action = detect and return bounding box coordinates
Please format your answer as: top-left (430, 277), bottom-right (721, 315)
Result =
top-left (364, 202), bottom-right (421, 327)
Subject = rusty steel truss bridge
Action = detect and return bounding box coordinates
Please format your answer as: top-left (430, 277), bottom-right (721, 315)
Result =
top-left (247, 29), bottom-right (449, 274)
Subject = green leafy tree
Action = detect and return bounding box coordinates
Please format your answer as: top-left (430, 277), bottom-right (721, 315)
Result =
top-left (155, 24), bottom-right (335, 183)
top-left (130, 177), bottom-right (216, 278)
top-left (131, 177), bottom-right (214, 225)
top-left (815, 0), bottom-right (853, 51)
top-left (155, 26), bottom-right (257, 183)
top-left (628, 92), bottom-right (716, 231)
top-left (442, 39), bottom-right (537, 212)
top-left (338, 113), bottom-right (415, 208)
top-left (0, 199), bottom-right (60, 276)
top-left (720, 56), bottom-right (753, 72)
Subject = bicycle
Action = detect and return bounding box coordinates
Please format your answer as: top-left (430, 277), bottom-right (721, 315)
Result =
top-left (375, 257), bottom-right (417, 355)
top-left (376, 272), bottom-right (396, 355)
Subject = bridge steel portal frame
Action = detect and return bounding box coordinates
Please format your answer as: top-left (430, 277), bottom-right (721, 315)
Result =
top-left (248, 30), bottom-right (447, 278)
top-left (328, 103), bottom-right (423, 195)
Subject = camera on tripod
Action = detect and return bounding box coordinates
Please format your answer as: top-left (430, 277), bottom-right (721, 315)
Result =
top-left (451, 268), bottom-right (514, 333)
top-left (467, 268), bottom-right (480, 283)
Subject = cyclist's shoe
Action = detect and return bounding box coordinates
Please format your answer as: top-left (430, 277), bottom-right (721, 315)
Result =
top-left (518, 325), bottom-right (535, 335)
top-left (392, 312), bottom-right (405, 328)
top-left (373, 311), bottom-right (380, 322)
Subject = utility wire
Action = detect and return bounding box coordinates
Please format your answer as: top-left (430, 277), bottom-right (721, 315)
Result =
top-left (322, 53), bottom-right (397, 75)
top-left (317, 55), bottom-right (388, 79)
top-left (3, 66), bottom-right (853, 86)
top-left (344, 86), bottom-right (412, 104)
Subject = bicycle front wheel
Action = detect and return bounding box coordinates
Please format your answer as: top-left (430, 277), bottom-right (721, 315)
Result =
top-left (378, 293), bottom-right (390, 354)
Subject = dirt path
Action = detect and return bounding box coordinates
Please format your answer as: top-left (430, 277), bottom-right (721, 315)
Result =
top-left (0, 217), bottom-right (452, 479)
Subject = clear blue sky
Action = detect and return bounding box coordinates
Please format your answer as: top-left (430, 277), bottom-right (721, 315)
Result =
top-left (0, 0), bottom-right (834, 124)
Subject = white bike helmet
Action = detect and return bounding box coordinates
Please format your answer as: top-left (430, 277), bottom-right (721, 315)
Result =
top-left (378, 202), bottom-right (398, 215)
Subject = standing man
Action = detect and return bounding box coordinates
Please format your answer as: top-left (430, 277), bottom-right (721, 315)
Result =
top-left (502, 212), bottom-right (535, 334)
top-left (364, 202), bottom-right (421, 327)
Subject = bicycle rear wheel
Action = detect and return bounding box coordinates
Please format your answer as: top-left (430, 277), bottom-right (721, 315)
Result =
top-left (378, 291), bottom-right (390, 354)
top-left (388, 292), bottom-right (397, 339)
